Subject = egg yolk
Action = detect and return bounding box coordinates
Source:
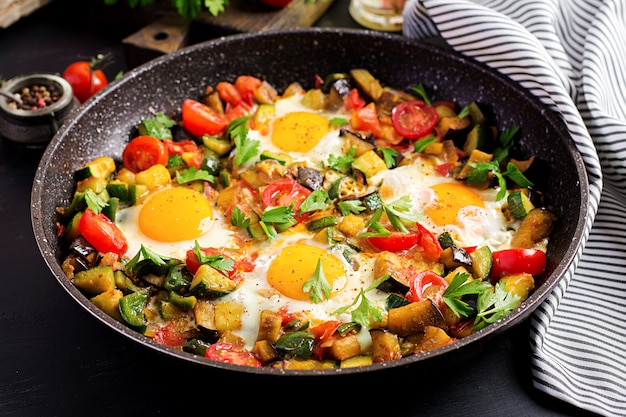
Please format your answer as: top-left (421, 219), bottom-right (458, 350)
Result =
top-left (138, 187), bottom-right (214, 242)
top-left (271, 111), bottom-right (330, 153)
top-left (426, 183), bottom-right (485, 226)
top-left (266, 244), bottom-right (346, 301)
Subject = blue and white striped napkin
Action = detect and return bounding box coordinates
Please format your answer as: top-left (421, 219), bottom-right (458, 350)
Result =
top-left (403, 1), bottom-right (625, 416)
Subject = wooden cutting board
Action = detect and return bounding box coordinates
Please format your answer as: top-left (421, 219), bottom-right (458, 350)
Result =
top-left (123, 0), bottom-right (335, 68)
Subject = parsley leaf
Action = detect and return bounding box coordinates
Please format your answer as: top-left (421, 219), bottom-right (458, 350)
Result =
top-left (442, 272), bottom-right (492, 318)
top-left (229, 116), bottom-right (259, 166)
top-left (493, 125), bottom-right (520, 163)
top-left (413, 137), bottom-right (437, 153)
top-left (409, 83), bottom-right (432, 106)
top-left (378, 147), bottom-right (399, 168)
top-left (473, 282), bottom-right (521, 331)
top-left (302, 259), bottom-right (332, 303)
top-left (84, 189), bottom-right (107, 214)
top-left (125, 244), bottom-right (172, 271)
top-left (337, 199), bottom-right (367, 216)
top-left (332, 275), bottom-right (390, 328)
top-left (192, 241), bottom-right (234, 275)
top-left (176, 166), bottom-right (214, 184)
top-left (328, 146), bottom-right (356, 173)
top-left (299, 190), bottom-right (330, 214)
top-left (230, 206), bottom-right (250, 229)
top-left (466, 161), bottom-right (533, 201)
top-left (329, 117), bottom-right (348, 127)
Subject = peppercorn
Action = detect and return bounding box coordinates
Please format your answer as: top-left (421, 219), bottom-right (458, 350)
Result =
top-left (7, 83), bottom-right (63, 110)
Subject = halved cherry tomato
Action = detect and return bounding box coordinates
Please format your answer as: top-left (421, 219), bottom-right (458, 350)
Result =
top-left (153, 323), bottom-right (187, 347)
top-left (122, 135), bottom-right (169, 173)
top-left (406, 270), bottom-right (449, 304)
top-left (216, 81), bottom-right (243, 107)
top-left (391, 100), bottom-right (439, 139)
top-left (262, 178), bottom-right (311, 221)
top-left (205, 342), bottom-right (261, 367)
top-left (181, 98), bottom-right (228, 137)
top-left (434, 162), bottom-right (453, 177)
top-left (491, 248), bottom-right (547, 278)
top-left (368, 230), bottom-right (419, 252)
top-left (78, 208), bottom-right (128, 255)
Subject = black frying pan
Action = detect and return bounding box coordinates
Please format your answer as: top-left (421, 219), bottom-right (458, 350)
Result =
top-left (30, 28), bottom-right (588, 376)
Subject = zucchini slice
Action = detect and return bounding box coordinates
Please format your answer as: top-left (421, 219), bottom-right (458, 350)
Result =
top-left (75, 156), bottom-right (116, 181)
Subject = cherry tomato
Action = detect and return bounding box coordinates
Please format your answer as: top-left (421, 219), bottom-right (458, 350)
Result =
top-left (434, 162), bottom-right (453, 176)
top-left (308, 320), bottom-right (341, 342)
top-left (62, 54), bottom-right (110, 104)
top-left (181, 98), bottom-right (228, 137)
top-left (234, 75), bottom-right (263, 106)
top-left (368, 230), bottom-right (420, 252)
top-left (406, 270), bottom-right (449, 304)
top-left (491, 248), bottom-right (547, 278)
top-left (260, 0), bottom-right (293, 8)
top-left (205, 342), bottom-right (261, 367)
top-left (392, 100), bottom-right (439, 139)
top-left (262, 178), bottom-right (311, 221)
top-left (78, 208), bottom-right (128, 256)
top-left (350, 102), bottom-right (381, 137)
top-left (122, 135), bottom-right (169, 173)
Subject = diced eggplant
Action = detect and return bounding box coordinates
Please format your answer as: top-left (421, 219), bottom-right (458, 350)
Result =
top-left (510, 207), bottom-right (557, 249)
top-left (297, 167), bottom-right (324, 190)
top-left (339, 128), bottom-right (376, 156)
top-left (369, 328), bottom-right (402, 363)
top-left (387, 299), bottom-right (446, 337)
top-left (441, 246), bottom-right (472, 271)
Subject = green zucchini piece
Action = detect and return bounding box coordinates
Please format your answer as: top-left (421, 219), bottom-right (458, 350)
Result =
top-left (114, 270), bottom-right (141, 294)
top-left (168, 290), bottom-right (197, 309)
top-left (189, 264), bottom-right (237, 298)
top-left (64, 211), bottom-right (83, 242)
top-left (328, 177), bottom-right (345, 200)
top-left (508, 191), bottom-right (535, 220)
top-left (107, 180), bottom-right (129, 202)
top-left (101, 197), bottom-right (119, 222)
top-left (119, 289), bottom-right (150, 331)
top-left (129, 184), bottom-right (148, 205)
top-left (75, 156), bottom-right (116, 181)
top-left (202, 149), bottom-right (221, 176)
top-left (463, 123), bottom-right (494, 154)
top-left (202, 135), bottom-right (232, 156)
top-left (183, 338), bottom-right (211, 356)
top-left (73, 265), bottom-right (116, 296)
top-left (159, 300), bottom-right (186, 319)
top-left (468, 101), bottom-right (488, 124)
top-left (164, 264), bottom-right (193, 292)
top-left (469, 246), bottom-right (493, 280)
top-left (362, 193), bottom-right (383, 212)
top-left (260, 150), bottom-right (292, 166)
top-left (351, 149), bottom-right (387, 178)
top-left (437, 231), bottom-right (455, 249)
top-left (308, 215), bottom-right (339, 231)
top-left (218, 169), bottom-right (231, 187)
top-left (76, 176), bottom-right (108, 194)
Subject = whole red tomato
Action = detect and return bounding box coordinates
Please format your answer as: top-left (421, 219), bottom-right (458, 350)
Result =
top-left (62, 53), bottom-right (110, 103)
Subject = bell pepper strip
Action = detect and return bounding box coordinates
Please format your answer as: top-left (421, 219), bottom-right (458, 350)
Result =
top-left (350, 102), bottom-right (381, 137)
top-left (406, 270), bottom-right (449, 304)
top-left (490, 248), bottom-right (546, 278)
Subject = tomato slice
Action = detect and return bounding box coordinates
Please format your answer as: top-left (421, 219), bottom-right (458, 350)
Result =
top-left (205, 342), bottom-right (261, 367)
top-left (345, 88), bottom-right (365, 111)
top-left (391, 100), bottom-right (439, 139)
top-left (181, 98), bottom-right (228, 137)
top-left (406, 270), bottom-right (449, 304)
top-left (78, 209), bottom-right (128, 255)
top-left (262, 179), bottom-right (311, 221)
top-left (122, 135), bottom-right (169, 173)
top-left (491, 248), bottom-right (547, 278)
top-left (308, 320), bottom-right (341, 342)
top-left (163, 139), bottom-right (203, 169)
top-left (368, 230), bottom-right (419, 252)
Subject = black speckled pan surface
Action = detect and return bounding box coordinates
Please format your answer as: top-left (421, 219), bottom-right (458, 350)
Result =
top-left (31, 28), bottom-right (588, 376)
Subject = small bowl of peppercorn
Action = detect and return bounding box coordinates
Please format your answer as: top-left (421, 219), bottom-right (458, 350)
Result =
top-left (0, 73), bottom-right (79, 148)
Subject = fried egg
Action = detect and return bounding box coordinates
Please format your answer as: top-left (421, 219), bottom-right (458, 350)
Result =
top-left (116, 185), bottom-right (238, 260)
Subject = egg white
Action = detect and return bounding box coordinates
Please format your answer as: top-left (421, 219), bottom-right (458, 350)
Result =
top-left (115, 189), bottom-right (239, 260)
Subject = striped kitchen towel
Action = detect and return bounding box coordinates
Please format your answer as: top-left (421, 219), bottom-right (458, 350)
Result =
top-left (403, 0), bottom-right (625, 416)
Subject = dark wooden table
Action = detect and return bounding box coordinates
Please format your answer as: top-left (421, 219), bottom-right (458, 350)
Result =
top-left (0, 1), bottom-right (598, 416)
